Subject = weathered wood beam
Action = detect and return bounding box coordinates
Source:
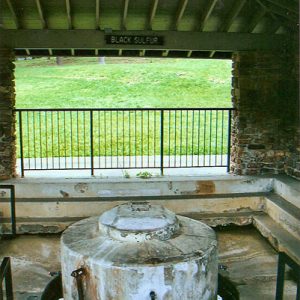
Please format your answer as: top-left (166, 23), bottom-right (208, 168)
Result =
top-left (174, 0), bottom-right (188, 30)
top-left (264, 4), bottom-right (298, 22)
top-left (5, 0), bottom-right (20, 29)
top-left (187, 50), bottom-right (192, 57)
top-left (35, 0), bottom-right (47, 29)
top-left (65, 0), bottom-right (72, 29)
top-left (247, 9), bottom-right (266, 32)
top-left (122, 0), bottom-right (129, 30)
top-left (221, 0), bottom-right (247, 32)
top-left (209, 50), bottom-right (216, 58)
top-left (263, 0), bottom-right (298, 14)
top-left (0, 30), bottom-right (290, 52)
top-left (96, 0), bottom-right (100, 29)
top-left (148, 0), bottom-right (159, 30)
top-left (162, 50), bottom-right (169, 57)
top-left (198, 0), bottom-right (218, 31)
top-left (255, 0), bottom-right (296, 32)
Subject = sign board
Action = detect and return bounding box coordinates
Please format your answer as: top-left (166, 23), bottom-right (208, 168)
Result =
top-left (105, 35), bottom-right (164, 46)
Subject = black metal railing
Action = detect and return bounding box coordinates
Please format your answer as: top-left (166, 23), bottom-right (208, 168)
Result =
top-left (0, 257), bottom-right (14, 300)
top-left (15, 108), bottom-right (234, 176)
top-left (275, 252), bottom-right (300, 300)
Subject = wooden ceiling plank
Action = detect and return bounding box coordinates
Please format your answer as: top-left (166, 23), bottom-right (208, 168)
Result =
top-left (65, 0), bottom-right (72, 29)
top-left (221, 0), bottom-right (247, 32)
top-left (198, 0), bottom-right (218, 31)
top-left (149, 0), bottom-right (159, 30)
top-left (35, 0), bottom-right (47, 29)
top-left (5, 0), bottom-right (20, 29)
top-left (263, 0), bottom-right (298, 14)
top-left (96, 0), bottom-right (100, 29)
top-left (247, 8), bottom-right (267, 32)
top-left (174, 0), bottom-right (189, 30)
top-left (122, 0), bottom-right (129, 30)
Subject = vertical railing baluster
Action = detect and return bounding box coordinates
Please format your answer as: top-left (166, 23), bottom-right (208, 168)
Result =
top-left (215, 110), bottom-right (218, 166)
top-left (39, 111), bottom-right (42, 169)
top-left (45, 111), bottom-right (48, 169)
top-left (227, 109), bottom-right (232, 173)
top-left (186, 110), bottom-right (189, 167)
top-left (90, 110), bottom-right (94, 176)
top-left (18, 111), bottom-right (25, 177)
top-left (221, 110), bottom-right (224, 166)
top-left (160, 109), bottom-right (164, 175)
top-left (57, 111), bottom-right (60, 169)
top-left (191, 110), bottom-right (194, 167)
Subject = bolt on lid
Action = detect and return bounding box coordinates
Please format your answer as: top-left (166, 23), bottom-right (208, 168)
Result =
top-left (98, 202), bottom-right (179, 242)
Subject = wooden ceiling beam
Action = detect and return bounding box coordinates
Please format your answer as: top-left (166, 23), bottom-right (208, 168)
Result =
top-left (5, 0), bottom-right (20, 29)
top-left (209, 50), bottom-right (216, 58)
top-left (262, 3), bottom-right (298, 22)
top-left (96, 0), bottom-right (100, 29)
top-left (255, 0), bottom-right (297, 32)
top-left (247, 8), bottom-right (266, 32)
top-left (148, 0), bottom-right (159, 30)
top-left (122, 0), bottom-right (129, 30)
top-left (65, 0), bottom-right (72, 29)
top-left (198, 0), bottom-right (218, 31)
top-left (35, 0), bottom-right (47, 29)
top-left (0, 30), bottom-right (290, 52)
top-left (263, 0), bottom-right (298, 14)
top-left (187, 50), bottom-right (192, 57)
top-left (174, 0), bottom-right (188, 30)
top-left (221, 0), bottom-right (247, 32)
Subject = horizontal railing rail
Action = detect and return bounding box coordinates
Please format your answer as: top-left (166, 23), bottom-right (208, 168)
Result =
top-left (15, 107), bottom-right (234, 176)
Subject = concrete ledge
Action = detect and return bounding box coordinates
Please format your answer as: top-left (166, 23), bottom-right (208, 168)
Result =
top-left (253, 215), bottom-right (300, 265)
top-left (0, 175), bottom-right (274, 198)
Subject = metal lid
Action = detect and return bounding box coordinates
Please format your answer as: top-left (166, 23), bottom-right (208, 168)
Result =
top-left (98, 202), bottom-right (179, 242)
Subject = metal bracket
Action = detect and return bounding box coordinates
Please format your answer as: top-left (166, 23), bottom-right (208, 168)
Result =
top-left (71, 268), bottom-right (85, 300)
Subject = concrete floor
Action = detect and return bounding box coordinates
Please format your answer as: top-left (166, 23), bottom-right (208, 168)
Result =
top-left (0, 226), bottom-right (298, 299)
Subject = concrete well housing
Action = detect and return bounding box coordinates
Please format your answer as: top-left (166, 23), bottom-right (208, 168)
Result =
top-left (0, 0), bottom-right (299, 299)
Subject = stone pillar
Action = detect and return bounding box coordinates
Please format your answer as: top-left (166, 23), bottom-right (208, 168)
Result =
top-left (0, 49), bottom-right (16, 179)
top-left (231, 51), bottom-right (299, 176)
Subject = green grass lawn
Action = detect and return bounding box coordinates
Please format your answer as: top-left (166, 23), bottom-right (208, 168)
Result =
top-left (15, 57), bottom-right (232, 160)
top-left (15, 57), bottom-right (232, 109)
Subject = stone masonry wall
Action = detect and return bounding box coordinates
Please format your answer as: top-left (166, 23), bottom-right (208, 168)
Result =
top-left (0, 49), bottom-right (16, 179)
top-left (231, 51), bottom-right (299, 178)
